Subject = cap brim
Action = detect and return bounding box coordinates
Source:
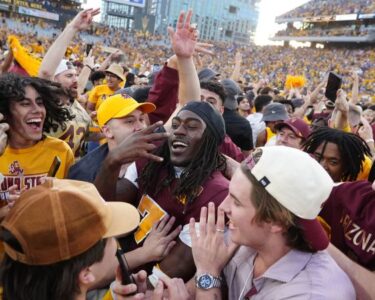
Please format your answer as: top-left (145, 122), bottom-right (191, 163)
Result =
top-left (261, 115), bottom-right (288, 122)
top-left (297, 218), bottom-right (329, 251)
top-left (113, 102), bottom-right (156, 120)
top-left (224, 97), bottom-right (238, 110)
top-left (104, 202), bottom-right (140, 238)
top-left (275, 122), bottom-right (302, 138)
top-left (106, 71), bottom-right (125, 82)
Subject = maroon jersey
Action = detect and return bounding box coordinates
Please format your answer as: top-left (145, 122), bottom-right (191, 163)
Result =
top-left (220, 135), bottom-right (245, 162)
top-left (133, 160), bottom-right (229, 244)
top-left (319, 181), bottom-right (375, 270)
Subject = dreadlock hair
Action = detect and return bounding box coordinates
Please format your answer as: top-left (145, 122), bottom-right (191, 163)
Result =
top-left (302, 127), bottom-right (371, 181)
top-left (138, 127), bottom-right (226, 205)
top-left (0, 73), bottom-right (72, 133)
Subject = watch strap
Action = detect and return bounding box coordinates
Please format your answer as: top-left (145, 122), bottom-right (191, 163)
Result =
top-left (195, 273), bottom-right (222, 289)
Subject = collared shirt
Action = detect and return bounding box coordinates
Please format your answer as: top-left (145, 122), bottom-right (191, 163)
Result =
top-left (224, 246), bottom-right (355, 300)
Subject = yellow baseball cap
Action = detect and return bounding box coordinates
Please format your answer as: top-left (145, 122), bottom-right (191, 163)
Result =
top-left (97, 94), bottom-right (156, 127)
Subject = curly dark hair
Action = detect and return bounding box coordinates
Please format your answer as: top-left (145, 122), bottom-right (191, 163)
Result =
top-left (0, 73), bottom-right (72, 132)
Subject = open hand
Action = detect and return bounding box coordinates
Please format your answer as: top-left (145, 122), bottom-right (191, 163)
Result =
top-left (83, 49), bottom-right (95, 69)
top-left (335, 89), bottom-right (349, 113)
top-left (142, 215), bottom-right (181, 262)
top-left (358, 117), bottom-right (373, 141)
top-left (167, 10), bottom-right (197, 58)
top-left (190, 202), bottom-right (238, 276)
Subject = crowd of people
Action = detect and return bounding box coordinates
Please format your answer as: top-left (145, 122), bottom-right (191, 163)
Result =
top-left (278, 0), bottom-right (375, 19)
top-left (0, 5), bottom-right (374, 300)
top-left (0, 11), bottom-right (374, 97)
top-left (275, 24), bottom-right (372, 38)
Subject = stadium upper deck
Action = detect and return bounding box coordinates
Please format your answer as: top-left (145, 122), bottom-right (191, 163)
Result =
top-left (272, 0), bottom-right (375, 45)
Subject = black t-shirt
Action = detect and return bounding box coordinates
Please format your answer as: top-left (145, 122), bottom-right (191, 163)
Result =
top-left (223, 108), bottom-right (253, 151)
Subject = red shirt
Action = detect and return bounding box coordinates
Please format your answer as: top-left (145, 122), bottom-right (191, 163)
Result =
top-left (319, 181), bottom-right (375, 270)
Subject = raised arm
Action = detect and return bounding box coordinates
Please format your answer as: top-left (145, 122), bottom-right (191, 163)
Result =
top-left (331, 89), bottom-right (349, 131)
top-left (147, 56), bottom-right (179, 125)
top-left (167, 10), bottom-right (200, 105)
top-left (77, 49), bottom-right (95, 98)
top-left (349, 70), bottom-right (359, 105)
top-left (38, 8), bottom-right (100, 80)
top-left (94, 122), bottom-right (168, 201)
top-left (98, 49), bottom-right (121, 71)
top-left (230, 51), bottom-right (242, 82)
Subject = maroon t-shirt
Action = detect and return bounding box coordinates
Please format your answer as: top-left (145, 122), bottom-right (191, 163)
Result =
top-left (319, 181), bottom-right (375, 270)
top-left (135, 160), bottom-right (229, 232)
top-left (148, 64), bottom-right (179, 125)
top-left (220, 135), bottom-right (246, 162)
top-left (119, 158), bottom-right (229, 273)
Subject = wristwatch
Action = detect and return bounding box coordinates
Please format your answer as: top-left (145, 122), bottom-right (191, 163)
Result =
top-left (195, 273), bottom-right (222, 290)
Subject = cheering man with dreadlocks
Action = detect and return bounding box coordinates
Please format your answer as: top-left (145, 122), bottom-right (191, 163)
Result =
top-left (303, 126), bottom-right (371, 182)
top-left (94, 10), bottom-right (229, 281)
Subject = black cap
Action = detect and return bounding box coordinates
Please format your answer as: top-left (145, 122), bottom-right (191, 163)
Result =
top-left (180, 102), bottom-right (226, 145)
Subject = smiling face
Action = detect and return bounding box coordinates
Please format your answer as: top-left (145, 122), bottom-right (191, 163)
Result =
top-left (219, 169), bottom-right (271, 248)
top-left (169, 110), bottom-right (207, 167)
top-left (106, 73), bottom-right (122, 90)
top-left (7, 85), bottom-right (46, 149)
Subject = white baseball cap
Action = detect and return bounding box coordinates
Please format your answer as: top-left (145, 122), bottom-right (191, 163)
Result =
top-left (247, 146), bottom-right (334, 250)
top-left (54, 59), bottom-right (74, 77)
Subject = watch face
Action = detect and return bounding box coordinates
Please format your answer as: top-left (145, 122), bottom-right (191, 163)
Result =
top-left (198, 274), bottom-right (213, 289)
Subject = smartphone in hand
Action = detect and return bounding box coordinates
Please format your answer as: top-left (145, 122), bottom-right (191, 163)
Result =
top-left (325, 72), bottom-right (342, 102)
top-left (115, 248), bottom-right (136, 294)
top-left (85, 43), bottom-right (93, 56)
top-left (47, 156), bottom-right (61, 177)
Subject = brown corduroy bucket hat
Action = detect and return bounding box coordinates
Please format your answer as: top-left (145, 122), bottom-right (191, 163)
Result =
top-left (1, 178), bottom-right (140, 265)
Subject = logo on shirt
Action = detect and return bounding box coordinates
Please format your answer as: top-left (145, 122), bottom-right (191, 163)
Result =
top-left (9, 161), bottom-right (23, 176)
top-left (340, 213), bottom-right (375, 255)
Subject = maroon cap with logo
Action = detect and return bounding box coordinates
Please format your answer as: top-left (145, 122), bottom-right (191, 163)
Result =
top-left (275, 118), bottom-right (311, 140)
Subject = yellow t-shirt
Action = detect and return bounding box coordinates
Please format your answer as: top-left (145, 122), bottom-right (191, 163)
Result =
top-left (0, 137), bottom-right (73, 261)
top-left (102, 290), bottom-right (113, 300)
top-left (88, 84), bottom-right (118, 111)
top-left (47, 100), bottom-right (92, 159)
top-left (265, 127), bottom-right (276, 142)
top-left (0, 136), bottom-right (74, 193)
